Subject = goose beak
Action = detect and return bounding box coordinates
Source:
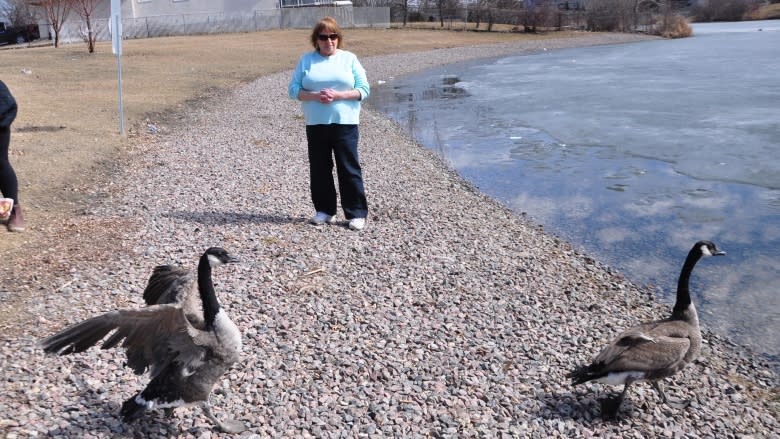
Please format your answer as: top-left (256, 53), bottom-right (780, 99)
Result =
top-left (227, 255), bottom-right (240, 264)
top-left (713, 250), bottom-right (726, 256)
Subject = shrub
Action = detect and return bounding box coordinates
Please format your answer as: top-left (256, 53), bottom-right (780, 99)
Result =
top-left (584, 0), bottom-right (633, 32)
top-left (690, 0), bottom-right (753, 21)
top-left (746, 2), bottom-right (780, 19)
top-left (653, 14), bottom-right (693, 38)
top-left (586, 8), bottom-right (621, 31)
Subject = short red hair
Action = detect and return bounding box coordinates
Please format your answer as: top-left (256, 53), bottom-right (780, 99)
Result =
top-left (310, 16), bottom-right (344, 51)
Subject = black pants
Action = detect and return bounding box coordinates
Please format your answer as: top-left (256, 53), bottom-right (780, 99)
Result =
top-left (305, 124), bottom-right (367, 220)
top-left (0, 126), bottom-right (18, 204)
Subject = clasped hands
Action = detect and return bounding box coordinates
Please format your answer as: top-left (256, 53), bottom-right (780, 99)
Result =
top-left (318, 88), bottom-right (339, 104)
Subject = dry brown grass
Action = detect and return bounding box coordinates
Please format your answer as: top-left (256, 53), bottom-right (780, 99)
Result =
top-left (747, 2), bottom-right (780, 19)
top-left (394, 21), bottom-right (522, 32)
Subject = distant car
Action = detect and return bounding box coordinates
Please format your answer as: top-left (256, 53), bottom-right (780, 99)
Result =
top-left (0, 22), bottom-right (40, 46)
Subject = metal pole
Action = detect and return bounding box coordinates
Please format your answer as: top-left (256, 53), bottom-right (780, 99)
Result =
top-left (111, 0), bottom-right (124, 135)
top-left (116, 50), bottom-right (125, 135)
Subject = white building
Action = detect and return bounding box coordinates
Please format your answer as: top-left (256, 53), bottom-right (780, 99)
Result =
top-left (40, 0), bottom-right (387, 44)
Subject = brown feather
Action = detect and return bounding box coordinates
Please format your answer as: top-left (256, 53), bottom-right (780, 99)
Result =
top-left (143, 265), bottom-right (204, 328)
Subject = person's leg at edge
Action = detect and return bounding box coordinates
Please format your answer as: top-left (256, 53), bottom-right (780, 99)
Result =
top-left (0, 125), bottom-right (23, 232)
top-left (333, 124), bottom-right (367, 221)
top-left (306, 124), bottom-right (338, 217)
top-left (0, 126), bottom-right (18, 204)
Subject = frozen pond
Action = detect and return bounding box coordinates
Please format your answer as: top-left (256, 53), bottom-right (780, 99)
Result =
top-left (368, 21), bottom-right (780, 364)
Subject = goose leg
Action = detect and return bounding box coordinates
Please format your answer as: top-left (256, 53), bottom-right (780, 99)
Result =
top-left (601, 381), bottom-right (632, 419)
top-left (652, 381), bottom-right (669, 402)
top-left (201, 401), bottom-right (246, 434)
top-left (652, 381), bottom-right (691, 410)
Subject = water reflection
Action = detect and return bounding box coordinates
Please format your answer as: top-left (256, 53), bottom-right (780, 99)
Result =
top-left (368, 28), bottom-right (780, 368)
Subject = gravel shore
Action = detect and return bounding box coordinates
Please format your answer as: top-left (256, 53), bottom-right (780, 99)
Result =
top-left (1, 33), bottom-right (777, 438)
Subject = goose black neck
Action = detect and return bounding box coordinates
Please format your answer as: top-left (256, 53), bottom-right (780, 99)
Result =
top-left (671, 248), bottom-right (701, 320)
top-left (198, 253), bottom-right (221, 329)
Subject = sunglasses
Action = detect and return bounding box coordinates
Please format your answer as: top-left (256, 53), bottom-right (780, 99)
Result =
top-left (318, 33), bottom-right (339, 41)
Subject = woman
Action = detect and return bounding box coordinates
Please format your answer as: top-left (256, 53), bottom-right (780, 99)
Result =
top-left (0, 80), bottom-right (23, 232)
top-left (288, 17), bottom-right (370, 231)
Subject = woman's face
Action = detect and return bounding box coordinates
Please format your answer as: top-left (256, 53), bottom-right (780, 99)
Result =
top-left (316, 29), bottom-right (339, 56)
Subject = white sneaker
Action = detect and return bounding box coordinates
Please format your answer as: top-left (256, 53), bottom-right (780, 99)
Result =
top-left (348, 217), bottom-right (365, 231)
top-left (310, 212), bottom-right (335, 225)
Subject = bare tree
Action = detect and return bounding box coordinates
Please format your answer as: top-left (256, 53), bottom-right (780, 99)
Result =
top-left (634, 0), bottom-right (659, 31)
top-left (432, 0), bottom-right (459, 27)
top-left (585, 0), bottom-right (653, 31)
top-left (445, 0), bottom-right (461, 26)
top-left (31, 0), bottom-right (72, 47)
top-left (690, 0), bottom-right (752, 21)
top-left (491, 0), bottom-right (521, 30)
top-left (469, 0), bottom-right (490, 29)
top-left (5, 0), bottom-right (39, 26)
top-left (435, 0), bottom-right (445, 26)
top-left (397, 0), bottom-right (410, 25)
top-left (354, 0), bottom-right (393, 5)
top-left (417, 0), bottom-right (438, 21)
top-left (72, 0), bottom-right (97, 52)
top-left (521, 0), bottom-right (556, 31)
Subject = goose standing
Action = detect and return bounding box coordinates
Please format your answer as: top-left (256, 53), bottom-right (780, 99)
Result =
top-left (567, 240), bottom-right (725, 418)
top-left (39, 247), bottom-right (245, 433)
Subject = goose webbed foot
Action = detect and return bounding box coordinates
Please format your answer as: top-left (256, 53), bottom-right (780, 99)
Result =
top-left (163, 408), bottom-right (175, 418)
top-left (665, 398), bottom-right (692, 410)
top-left (652, 381), bottom-right (691, 410)
top-left (202, 403), bottom-right (246, 434)
top-left (652, 381), bottom-right (689, 409)
top-left (599, 395), bottom-right (624, 420)
top-left (600, 382), bottom-right (632, 420)
top-left (652, 380), bottom-right (668, 401)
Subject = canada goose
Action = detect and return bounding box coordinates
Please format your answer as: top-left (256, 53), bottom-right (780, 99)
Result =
top-left (39, 247), bottom-right (245, 433)
top-left (567, 240), bottom-right (725, 418)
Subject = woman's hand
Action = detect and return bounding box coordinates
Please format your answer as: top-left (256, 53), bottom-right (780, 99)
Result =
top-left (319, 88), bottom-right (338, 104)
top-left (319, 88), bottom-right (360, 104)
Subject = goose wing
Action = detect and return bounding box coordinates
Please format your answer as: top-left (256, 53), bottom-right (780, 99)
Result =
top-left (143, 265), bottom-right (206, 328)
top-left (143, 265), bottom-right (194, 305)
top-left (594, 327), bottom-right (691, 373)
top-left (40, 305), bottom-right (209, 377)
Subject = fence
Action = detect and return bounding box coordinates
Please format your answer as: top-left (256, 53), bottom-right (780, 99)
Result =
top-left (404, 6), bottom-right (660, 32)
top-left (56, 6), bottom-right (390, 44)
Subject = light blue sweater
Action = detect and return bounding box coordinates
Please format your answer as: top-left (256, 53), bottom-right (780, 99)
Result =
top-left (288, 49), bottom-right (370, 125)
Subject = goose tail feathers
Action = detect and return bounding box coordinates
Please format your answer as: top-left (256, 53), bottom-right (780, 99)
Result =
top-left (567, 363), bottom-right (604, 385)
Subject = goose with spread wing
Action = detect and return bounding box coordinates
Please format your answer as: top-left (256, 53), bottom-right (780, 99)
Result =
top-left (39, 247), bottom-right (245, 433)
top-left (567, 240), bottom-right (725, 418)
